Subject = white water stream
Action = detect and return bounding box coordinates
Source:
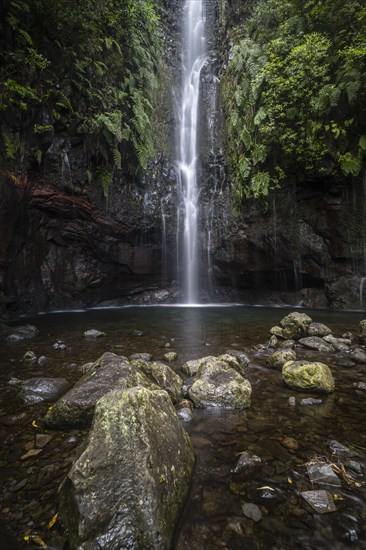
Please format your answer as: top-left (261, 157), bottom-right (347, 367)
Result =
top-left (178, 0), bottom-right (206, 303)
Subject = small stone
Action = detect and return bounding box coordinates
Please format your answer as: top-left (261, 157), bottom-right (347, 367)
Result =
top-left (278, 339), bottom-right (296, 349)
top-left (233, 452), bottom-right (261, 473)
top-left (131, 330), bottom-right (144, 337)
top-left (38, 355), bottom-right (48, 367)
top-left (350, 348), bottom-right (366, 364)
top-left (300, 490), bottom-right (336, 513)
top-left (241, 502), bottom-right (262, 522)
top-left (23, 351), bottom-right (37, 362)
top-left (10, 479), bottom-right (28, 492)
top-left (358, 320), bottom-right (366, 344)
top-left (281, 436), bottom-right (299, 450)
top-left (8, 377), bottom-right (22, 386)
top-left (300, 398), bottom-right (323, 406)
top-left (270, 326), bottom-right (285, 338)
top-left (164, 342), bottom-right (171, 348)
top-left (21, 448), bottom-right (43, 460)
top-left (323, 335), bottom-right (349, 351)
top-left (53, 341), bottom-right (67, 350)
top-left (268, 335), bottom-right (278, 348)
top-left (164, 352), bottom-right (178, 362)
top-left (355, 381), bottom-right (366, 391)
top-left (267, 349), bottom-right (296, 369)
top-left (35, 434), bottom-right (53, 449)
top-left (346, 460), bottom-right (362, 475)
top-left (328, 440), bottom-right (355, 460)
top-left (6, 325), bottom-right (39, 342)
top-left (83, 329), bottom-right (106, 338)
top-left (288, 396), bottom-right (296, 406)
top-left (130, 353), bottom-right (152, 362)
top-left (177, 408), bottom-right (192, 422)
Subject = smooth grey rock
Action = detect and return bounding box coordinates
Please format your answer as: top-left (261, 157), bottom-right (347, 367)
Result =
top-left (328, 440), bottom-right (358, 461)
top-left (350, 348), bottom-right (366, 364)
top-left (307, 463), bottom-right (341, 486)
top-left (298, 337), bottom-right (334, 352)
top-left (59, 387), bottom-right (195, 550)
top-left (6, 325), bottom-right (39, 342)
top-left (282, 361), bottom-right (335, 393)
top-left (308, 322), bottom-right (332, 337)
top-left (278, 339), bottom-right (296, 349)
top-left (355, 381), bottom-right (366, 391)
top-left (241, 502), bottom-right (262, 522)
top-left (43, 359), bottom-right (157, 428)
top-left (38, 355), bottom-right (48, 367)
top-left (267, 349), bottom-right (296, 369)
top-left (233, 452), bottom-right (261, 473)
top-left (181, 356), bottom-right (216, 377)
top-left (21, 377), bottom-right (70, 404)
top-left (83, 329), bottom-right (106, 338)
top-left (189, 360), bottom-right (252, 409)
top-left (301, 490), bottom-right (336, 513)
top-left (323, 334), bottom-right (350, 351)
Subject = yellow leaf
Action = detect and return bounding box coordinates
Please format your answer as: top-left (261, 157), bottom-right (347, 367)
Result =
top-left (32, 420), bottom-right (39, 428)
top-left (32, 535), bottom-right (47, 547)
top-left (48, 512), bottom-right (59, 529)
top-left (287, 477), bottom-right (293, 484)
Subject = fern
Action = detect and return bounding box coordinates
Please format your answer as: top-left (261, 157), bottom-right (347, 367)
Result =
top-left (113, 148), bottom-right (121, 169)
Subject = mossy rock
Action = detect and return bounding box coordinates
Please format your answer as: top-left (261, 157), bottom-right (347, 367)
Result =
top-left (279, 312), bottom-right (313, 340)
top-left (267, 349), bottom-right (296, 370)
top-left (358, 320), bottom-right (366, 344)
top-left (282, 360), bottom-right (335, 393)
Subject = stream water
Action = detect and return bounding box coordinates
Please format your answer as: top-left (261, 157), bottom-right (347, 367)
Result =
top-left (0, 305), bottom-right (365, 549)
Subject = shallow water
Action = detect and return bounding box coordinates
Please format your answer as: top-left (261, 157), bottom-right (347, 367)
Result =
top-left (0, 306), bottom-right (365, 549)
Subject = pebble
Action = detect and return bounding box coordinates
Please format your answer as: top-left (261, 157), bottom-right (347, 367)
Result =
top-left (53, 341), bottom-right (67, 350)
top-left (233, 452), bottom-right (261, 473)
top-left (300, 398), bottom-right (323, 406)
top-left (281, 436), bottom-right (299, 450)
top-left (83, 329), bottom-right (106, 338)
top-left (131, 330), bottom-right (144, 337)
top-left (177, 408), bottom-right (193, 422)
top-left (38, 356), bottom-right (48, 367)
top-left (241, 502), bottom-right (262, 522)
top-left (164, 352), bottom-right (178, 362)
top-left (355, 382), bottom-right (366, 391)
top-left (288, 396), bottom-right (296, 406)
top-left (300, 490), bottom-right (336, 513)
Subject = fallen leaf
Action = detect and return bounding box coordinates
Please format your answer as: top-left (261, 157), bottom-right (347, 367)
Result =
top-left (48, 512), bottom-right (58, 529)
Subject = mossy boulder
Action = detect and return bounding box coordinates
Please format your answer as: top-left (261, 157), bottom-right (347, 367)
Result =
top-left (358, 320), bottom-right (366, 344)
top-left (43, 359), bottom-right (156, 428)
top-left (279, 312), bottom-right (313, 339)
top-left (282, 361), bottom-right (335, 393)
top-left (136, 360), bottom-right (183, 403)
top-left (181, 356), bottom-right (216, 377)
top-left (267, 349), bottom-right (296, 370)
top-left (59, 386), bottom-right (195, 550)
top-left (188, 360), bottom-right (252, 409)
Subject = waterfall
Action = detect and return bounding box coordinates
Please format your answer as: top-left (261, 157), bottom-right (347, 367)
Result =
top-left (177, 0), bottom-right (206, 303)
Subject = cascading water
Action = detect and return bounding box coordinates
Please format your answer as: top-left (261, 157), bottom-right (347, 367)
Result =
top-left (177, 0), bottom-right (207, 303)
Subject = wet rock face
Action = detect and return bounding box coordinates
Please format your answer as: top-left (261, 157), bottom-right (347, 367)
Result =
top-left (59, 386), bottom-right (195, 550)
top-left (21, 377), bottom-right (70, 404)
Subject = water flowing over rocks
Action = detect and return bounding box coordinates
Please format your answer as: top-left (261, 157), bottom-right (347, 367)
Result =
top-left (282, 361), bottom-right (335, 393)
top-left (59, 387), bottom-right (195, 550)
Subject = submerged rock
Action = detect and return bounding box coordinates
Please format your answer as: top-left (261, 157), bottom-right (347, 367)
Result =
top-left (21, 377), bottom-right (70, 404)
top-left (188, 360), bottom-right (252, 409)
top-left (233, 452), bottom-right (261, 473)
top-left (241, 502), bottom-right (262, 522)
top-left (6, 325), bottom-right (39, 342)
top-left (307, 463), bottom-right (341, 487)
top-left (43, 359), bottom-right (156, 428)
top-left (267, 349), bottom-right (296, 369)
top-left (300, 490), bottom-right (336, 513)
top-left (282, 361), bottom-right (335, 393)
top-left (59, 387), bottom-right (195, 550)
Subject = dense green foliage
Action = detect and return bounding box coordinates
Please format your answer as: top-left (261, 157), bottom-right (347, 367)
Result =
top-left (0, 0), bottom-right (161, 195)
top-left (223, 0), bottom-right (366, 200)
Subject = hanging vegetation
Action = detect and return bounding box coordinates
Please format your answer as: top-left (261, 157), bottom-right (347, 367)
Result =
top-left (223, 0), bottom-right (366, 201)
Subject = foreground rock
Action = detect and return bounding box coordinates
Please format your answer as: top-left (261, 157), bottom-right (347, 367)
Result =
top-left (188, 359), bottom-right (252, 409)
top-left (21, 377), bottom-right (70, 404)
top-left (59, 387), bottom-right (195, 550)
top-left (282, 361), bottom-right (335, 393)
top-left (134, 360), bottom-right (183, 403)
top-left (43, 358), bottom-right (156, 428)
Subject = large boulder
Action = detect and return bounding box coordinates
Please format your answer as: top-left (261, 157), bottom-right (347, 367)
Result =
top-left (21, 377), bottom-right (70, 404)
top-left (279, 312), bottom-right (313, 339)
top-left (59, 387), bottom-right (195, 550)
top-left (266, 349), bottom-right (296, 370)
top-left (282, 361), bottom-right (335, 393)
top-left (43, 359), bottom-right (156, 428)
top-left (188, 360), bottom-right (251, 409)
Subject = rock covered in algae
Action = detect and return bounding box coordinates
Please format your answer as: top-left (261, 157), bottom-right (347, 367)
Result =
top-left (279, 312), bottom-right (313, 339)
top-left (282, 360), bottom-right (335, 393)
top-left (266, 349), bottom-right (296, 369)
top-left (59, 386), bottom-right (195, 550)
top-left (188, 359), bottom-right (251, 409)
top-left (358, 319), bottom-right (366, 344)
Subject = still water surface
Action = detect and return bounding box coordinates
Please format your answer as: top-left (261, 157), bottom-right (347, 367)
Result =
top-left (0, 306), bottom-right (365, 548)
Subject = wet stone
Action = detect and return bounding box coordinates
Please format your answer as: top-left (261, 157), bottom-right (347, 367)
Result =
top-left (38, 356), bottom-right (48, 367)
top-left (83, 329), bottom-right (106, 338)
top-left (35, 434), bottom-right (53, 449)
top-left (129, 353), bottom-right (152, 362)
top-left (300, 490), bottom-right (336, 513)
top-left (298, 337), bottom-right (334, 353)
top-left (241, 502), bottom-right (262, 522)
top-left (164, 351), bottom-right (178, 362)
top-left (323, 335), bottom-right (350, 351)
top-left (355, 381), bottom-right (366, 391)
top-left (23, 351), bottom-right (37, 362)
top-left (233, 452), bottom-right (261, 473)
top-left (307, 322), bottom-right (332, 337)
top-left (300, 398), bottom-right (323, 406)
top-left (6, 325), bottom-right (39, 342)
top-left (53, 341), bottom-right (67, 350)
top-left (328, 440), bottom-right (357, 460)
top-left (177, 408), bottom-right (193, 422)
top-left (131, 330), bottom-right (144, 336)
top-left (350, 348), bottom-right (366, 364)
top-left (307, 463), bottom-right (341, 486)
top-left (21, 377), bottom-right (70, 404)
top-left (281, 436), bottom-right (299, 450)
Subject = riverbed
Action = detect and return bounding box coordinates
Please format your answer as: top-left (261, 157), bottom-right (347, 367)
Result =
top-left (0, 306), bottom-right (365, 549)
